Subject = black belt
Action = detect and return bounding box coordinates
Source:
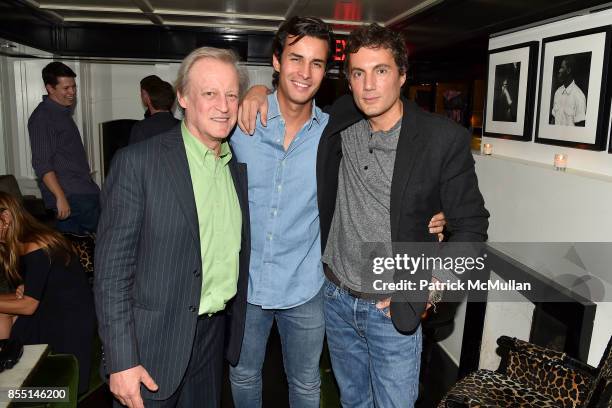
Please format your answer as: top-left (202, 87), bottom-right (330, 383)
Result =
top-left (324, 264), bottom-right (387, 300)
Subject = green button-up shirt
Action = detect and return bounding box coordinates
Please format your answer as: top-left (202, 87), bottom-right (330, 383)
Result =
top-left (181, 121), bottom-right (242, 315)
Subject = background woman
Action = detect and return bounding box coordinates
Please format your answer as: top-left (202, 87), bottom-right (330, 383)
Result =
top-left (0, 192), bottom-right (95, 394)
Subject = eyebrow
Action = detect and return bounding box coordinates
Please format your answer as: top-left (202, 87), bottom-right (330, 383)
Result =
top-left (350, 64), bottom-right (392, 73)
top-left (288, 52), bottom-right (326, 64)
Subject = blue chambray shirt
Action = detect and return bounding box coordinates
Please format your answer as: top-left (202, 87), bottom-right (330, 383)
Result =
top-left (230, 92), bottom-right (329, 309)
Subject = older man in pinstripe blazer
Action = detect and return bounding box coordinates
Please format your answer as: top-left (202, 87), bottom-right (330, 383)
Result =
top-left (94, 47), bottom-right (250, 408)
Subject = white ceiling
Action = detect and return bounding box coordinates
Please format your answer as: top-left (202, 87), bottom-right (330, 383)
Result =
top-left (25, 0), bottom-right (444, 34)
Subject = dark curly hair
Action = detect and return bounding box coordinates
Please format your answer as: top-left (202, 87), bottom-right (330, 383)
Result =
top-left (344, 24), bottom-right (409, 78)
top-left (272, 16), bottom-right (334, 88)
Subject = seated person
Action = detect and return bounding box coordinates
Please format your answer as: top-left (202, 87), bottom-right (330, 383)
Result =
top-left (0, 192), bottom-right (95, 394)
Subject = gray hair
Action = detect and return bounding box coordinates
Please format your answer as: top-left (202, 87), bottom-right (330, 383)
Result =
top-left (175, 47), bottom-right (249, 98)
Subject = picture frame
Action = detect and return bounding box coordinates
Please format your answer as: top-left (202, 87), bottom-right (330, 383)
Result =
top-left (535, 26), bottom-right (612, 150)
top-left (484, 42), bottom-right (539, 141)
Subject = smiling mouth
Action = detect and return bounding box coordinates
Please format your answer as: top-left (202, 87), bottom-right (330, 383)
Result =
top-left (211, 117), bottom-right (231, 123)
top-left (291, 80), bottom-right (311, 89)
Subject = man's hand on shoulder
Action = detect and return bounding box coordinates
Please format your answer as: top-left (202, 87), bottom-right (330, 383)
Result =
top-left (110, 365), bottom-right (158, 408)
top-left (238, 85), bottom-right (271, 135)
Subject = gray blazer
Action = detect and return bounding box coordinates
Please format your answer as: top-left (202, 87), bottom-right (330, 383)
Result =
top-left (94, 125), bottom-right (250, 400)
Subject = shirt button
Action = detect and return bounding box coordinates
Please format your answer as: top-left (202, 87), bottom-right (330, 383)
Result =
top-left (276, 139), bottom-right (281, 143)
top-left (267, 233), bottom-right (273, 241)
top-left (272, 209), bottom-right (278, 216)
top-left (369, 149), bottom-right (373, 154)
top-left (277, 185), bottom-right (282, 192)
top-left (189, 306), bottom-right (196, 313)
top-left (364, 166), bottom-right (368, 170)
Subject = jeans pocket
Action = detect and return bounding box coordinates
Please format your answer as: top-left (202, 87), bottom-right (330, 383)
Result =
top-left (375, 305), bottom-right (392, 320)
top-left (323, 280), bottom-right (339, 299)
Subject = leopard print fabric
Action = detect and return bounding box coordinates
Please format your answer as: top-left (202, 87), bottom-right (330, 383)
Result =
top-left (581, 337), bottom-right (612, 408)
top-left (505, 349), bottom-right (593, 407)
top-left (438, 370), bottom-right (561, 407)
top-left (62, 233), bottom-right (95, 285)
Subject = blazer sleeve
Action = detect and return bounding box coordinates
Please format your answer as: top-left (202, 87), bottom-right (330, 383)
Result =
top-left (440, 127), bottom-right (489, 242)
top-left (94, 148), bottom-right (144, 374)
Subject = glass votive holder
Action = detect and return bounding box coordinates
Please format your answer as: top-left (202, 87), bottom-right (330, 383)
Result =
top-left (483, 143), bottom-right (493, 155)
top-left (554, 153), bottom-right (567, 171)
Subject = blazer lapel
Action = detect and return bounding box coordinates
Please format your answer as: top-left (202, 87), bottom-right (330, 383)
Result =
top-left (390, 100), bottom-right (426, 241)
top-left (160, 128), bottom-right (200, 243)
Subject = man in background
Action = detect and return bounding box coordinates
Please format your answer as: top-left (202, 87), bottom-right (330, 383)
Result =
top-left (552, 56), bottom-right (586, 126)
top-left (129, 77), bottom-right (179, 144)
top-left (28, 61), bottom-right (100, 234)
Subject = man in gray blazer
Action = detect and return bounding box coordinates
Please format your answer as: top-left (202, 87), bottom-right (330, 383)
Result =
top-left (94, 47), bottom-right (250, 408)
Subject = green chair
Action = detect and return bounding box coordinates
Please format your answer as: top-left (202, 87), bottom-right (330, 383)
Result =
top-left (16, 353), bottom-right (79, 408)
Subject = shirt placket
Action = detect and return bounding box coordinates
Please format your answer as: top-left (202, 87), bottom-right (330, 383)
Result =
top-left (260, 119), bottom-right (287, 295)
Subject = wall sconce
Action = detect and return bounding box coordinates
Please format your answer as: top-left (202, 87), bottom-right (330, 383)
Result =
top-left (483, 143), bottom-right (493, 155)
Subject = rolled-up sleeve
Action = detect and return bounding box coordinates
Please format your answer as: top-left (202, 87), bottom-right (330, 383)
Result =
top-left (28, 112), bottom-right (56, 178)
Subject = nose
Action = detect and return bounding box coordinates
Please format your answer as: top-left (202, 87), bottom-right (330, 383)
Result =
top-left (299, 61), bottom-right (311, 79)
top-left (364, 72), bottom-right (375, 91)
top-left (217, 95), bottom-right (229, 113)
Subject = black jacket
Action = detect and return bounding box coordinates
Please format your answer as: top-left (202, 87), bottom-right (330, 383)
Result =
top-left (317, 95), bottom-right (489, 332)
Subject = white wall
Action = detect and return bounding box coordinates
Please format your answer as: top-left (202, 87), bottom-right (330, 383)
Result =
top-left (1, 52), bottom-right (274, 190)
top-left (441, 8), bottom-right (612, 371)
top-left (484, 9), bottom-right (612, 176)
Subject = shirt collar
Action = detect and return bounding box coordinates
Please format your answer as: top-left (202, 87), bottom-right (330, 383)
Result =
top-left (267, 90), bottom-right (324, 131)
top-left (562, 80), bottom-right (577, 95)
top-left (181, 120), bottom-right (232, 166)
top-left (42, 95), bottom-right (73, 114)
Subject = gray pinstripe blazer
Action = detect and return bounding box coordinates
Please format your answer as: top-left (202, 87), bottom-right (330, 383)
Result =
top-left (94, 125), bottom-right (250, 400)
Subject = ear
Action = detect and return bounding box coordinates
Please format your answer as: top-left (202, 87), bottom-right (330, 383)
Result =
top-left (44, 83), bottom-right (54, 94)
top-left (272, 53), bottom-right (281, 73)
top-left (399, 71), bottom-right (407, 88)
top-left (177, 90), bottom-right (188, 110)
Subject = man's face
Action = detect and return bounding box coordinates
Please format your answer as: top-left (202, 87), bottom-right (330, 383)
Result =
top-left (177, 58), bottom-right (240, 145)
top-left (46, 76), bottom-right (76, 107)
top-left (348, 46), bottom-right (406, 124)
top-left (558, 60), bottom-right (571, 83)
top-left (273, 35), bottom-right (328, 106)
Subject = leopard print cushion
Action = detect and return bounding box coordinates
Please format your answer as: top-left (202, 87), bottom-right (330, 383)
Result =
top-left (505, 349), bottom-right (593, 407)
top-left (583, 338), bottom-right (612, 408)
top-left (62, 233), bottom-right (95, 285)
top-left (439, 370), bottom-right (561, 408)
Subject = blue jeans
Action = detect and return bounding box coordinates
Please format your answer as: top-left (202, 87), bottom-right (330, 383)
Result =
top-left (323, 279), bottom-right (422, 408)
top-left (229, 288), bottom-right (325, 408)
top-left (55, 193), bottom-right (100, 234)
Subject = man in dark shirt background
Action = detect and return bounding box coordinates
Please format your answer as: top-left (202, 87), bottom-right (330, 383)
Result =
top-left (129, 76), bottom-right (179, 144)
top-left (28, 61), bottom-right (100, 234)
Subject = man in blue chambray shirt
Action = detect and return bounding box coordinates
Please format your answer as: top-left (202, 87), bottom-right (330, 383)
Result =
top-left (229, 17), bottom-right (332, 407)
top-left (230, 17), bottom-right (447, 408)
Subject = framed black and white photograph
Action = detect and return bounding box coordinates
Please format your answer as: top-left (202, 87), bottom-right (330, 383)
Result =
top-left (484, 42), bottom-right (538, 141)
top-left (535, 26), bottom-right (612, 150)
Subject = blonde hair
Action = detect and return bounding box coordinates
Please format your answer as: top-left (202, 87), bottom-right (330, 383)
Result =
top-left (175, 47), bottom-right (249, 99)
top-left (0, 192), bottom-right (74, 285)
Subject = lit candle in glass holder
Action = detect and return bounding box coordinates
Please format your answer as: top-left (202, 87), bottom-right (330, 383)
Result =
top-left (554, 153), bottom-right (567, 171)
top-left (483, 143), bottom-right (493, 155)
